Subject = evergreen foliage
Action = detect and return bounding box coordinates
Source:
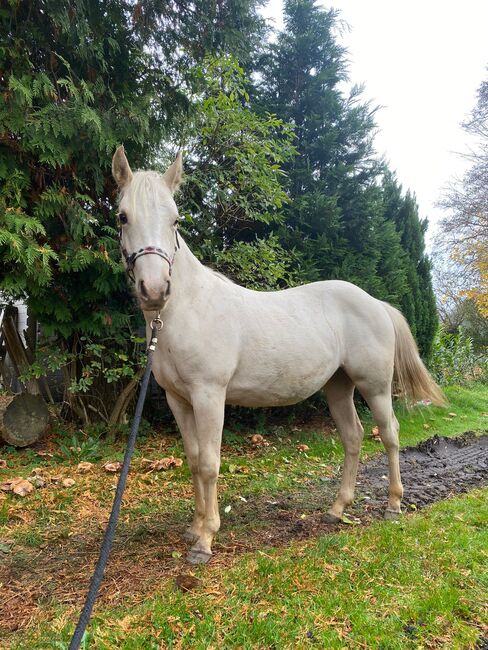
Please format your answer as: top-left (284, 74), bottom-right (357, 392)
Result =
top-left (256, 0), bottom-right (437, 357)
top-left (173, 55), bottom-right (298, 288)
top-left (0, 0), bottom-right (439, 422)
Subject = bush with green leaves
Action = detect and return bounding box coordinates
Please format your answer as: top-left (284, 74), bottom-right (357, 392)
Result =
top-left (430, 328), bottom-right (487, 386)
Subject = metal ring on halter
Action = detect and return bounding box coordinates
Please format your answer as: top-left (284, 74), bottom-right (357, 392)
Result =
top-left (150, 316), bottom-right (163, 331)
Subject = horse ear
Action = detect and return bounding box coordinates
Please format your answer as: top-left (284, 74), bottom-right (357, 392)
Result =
top-left (162, 151), bottom-right (183, 194)
top-left (112, 145), bottom-right (133, 189)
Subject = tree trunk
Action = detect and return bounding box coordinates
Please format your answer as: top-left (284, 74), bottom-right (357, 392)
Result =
top-left (0, 393), bottom-right (49, 447)
top-left (108, 368), bottom-right (144, 426)
top-left (1, 310), bottom-right (40, 395)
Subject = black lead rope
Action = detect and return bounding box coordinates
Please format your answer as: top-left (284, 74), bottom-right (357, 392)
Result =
top-left (68, 318), bottom-right (162, 650)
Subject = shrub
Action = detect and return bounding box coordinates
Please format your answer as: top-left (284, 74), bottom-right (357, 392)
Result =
top-left (430, 328), bottom-right (487, 386)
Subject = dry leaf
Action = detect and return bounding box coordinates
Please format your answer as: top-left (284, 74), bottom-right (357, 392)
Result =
top-left (423, 423), bottom-right (430, 430)
top-left (31, 467), bottom-right (43, 476)
top-left (482, 412), bottom-right (488, 417)
top-left (1, 477), bottom-right (35, 497)
top-left (0, 460), bottom-right (7, 469)
top-left (103, 461), bottom-right (122, 473)
top-left (77, 461), bottom-right (93, 473)
top-left (371, 426), bottom-right (381, 440)
top-left (448, 412), bottom-right (457, 417)
top-left (175, 574), bottom-right (201, 592)
top-left (250, 434), bottom-right (264, 445)
top-left (296, 444), bottom-right (310, 452)
top-left (145, 456), bottom-right (183, 471)
top-left (36, 451), bottom-right (53, 458)
top-left (62, 478), bottom-right (76, 488)
top-left (28, 476), bottom-right (45, 488)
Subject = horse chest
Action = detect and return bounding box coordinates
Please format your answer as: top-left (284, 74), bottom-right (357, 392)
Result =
top-left (151, 346), bottom-right (192, 399)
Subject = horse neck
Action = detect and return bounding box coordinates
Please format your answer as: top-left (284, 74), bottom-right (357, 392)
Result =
top-left (166, 236), bottom-right (208, 306)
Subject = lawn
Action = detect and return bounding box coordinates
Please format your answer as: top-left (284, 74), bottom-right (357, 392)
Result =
top-left (0, 383), bottom-right (487, 649)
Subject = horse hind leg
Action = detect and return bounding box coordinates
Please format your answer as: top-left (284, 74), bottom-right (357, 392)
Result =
top-left (359, 386), bottom-right (403, 518)
top-left (323, 369), bottom-right (364, 523)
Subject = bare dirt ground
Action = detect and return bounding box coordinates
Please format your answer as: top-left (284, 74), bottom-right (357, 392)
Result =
top-left (1, 432), bottom-right (487, 636)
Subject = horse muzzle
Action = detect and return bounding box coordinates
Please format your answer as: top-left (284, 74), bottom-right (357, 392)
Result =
top-left (138, 279), bottom-right (171, 311)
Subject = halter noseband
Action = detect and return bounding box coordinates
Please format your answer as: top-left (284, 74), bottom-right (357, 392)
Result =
top-left (119, 228), bottom-right (180, 283)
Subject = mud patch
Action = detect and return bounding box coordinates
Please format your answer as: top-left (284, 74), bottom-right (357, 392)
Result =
top-left (1, 432), bottom-right (487, 637)
top-left (358, 431), bottom-right (488, 513)
top-left (225, 431), bottom-right (488, 545)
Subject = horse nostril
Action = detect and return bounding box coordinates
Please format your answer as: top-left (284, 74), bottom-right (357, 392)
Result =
top-left (139, 280), bottom-right (149, 299)
top-left (165, 280), bottom-right (171, 297)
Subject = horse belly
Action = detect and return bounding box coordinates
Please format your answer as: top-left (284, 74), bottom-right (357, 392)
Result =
top-left (225, 353), bottom-right (335, 407)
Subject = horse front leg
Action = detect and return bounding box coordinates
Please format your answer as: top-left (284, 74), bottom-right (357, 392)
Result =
top-left (186, 387), bottom-right (225, 565)
top-left (165, 390), bottom-right (206, 543)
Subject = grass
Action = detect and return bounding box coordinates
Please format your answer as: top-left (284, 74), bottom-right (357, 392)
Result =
top-left (6, 489), bottom-right (488, 649)
top-left (0, 383), bottom-right (487, 649)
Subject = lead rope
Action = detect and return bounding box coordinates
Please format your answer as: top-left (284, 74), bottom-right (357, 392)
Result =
top-left (68, 315), bottom-right (163, 650)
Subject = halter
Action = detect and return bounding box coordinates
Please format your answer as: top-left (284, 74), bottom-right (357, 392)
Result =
top-left (119, 227), bottom-right (180, 283)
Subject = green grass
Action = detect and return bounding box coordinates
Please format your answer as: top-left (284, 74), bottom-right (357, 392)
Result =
top-left (0, 382), bottom-right (487, 649)
top-left (8, 489), bottom-right (488, 649)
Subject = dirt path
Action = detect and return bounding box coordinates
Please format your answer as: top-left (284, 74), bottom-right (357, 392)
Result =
top-left (1, 432), bottom-right (487, 636)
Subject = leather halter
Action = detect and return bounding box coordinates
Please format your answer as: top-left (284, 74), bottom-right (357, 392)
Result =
top-left (119, 227), bottom-right (180, 283)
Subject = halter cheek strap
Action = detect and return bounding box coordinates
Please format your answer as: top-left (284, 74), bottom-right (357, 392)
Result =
top-left (119, 229), bottom-right (180, 283)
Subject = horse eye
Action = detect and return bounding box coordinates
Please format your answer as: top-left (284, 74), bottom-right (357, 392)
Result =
top-left (173, 219), bottom-right (179, 227)
top-left (118, 212), bottom-right (128, 225)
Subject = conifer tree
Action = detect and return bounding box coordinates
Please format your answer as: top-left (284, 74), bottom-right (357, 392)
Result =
top-left (257, 0), bottom-right (384, 284)
top-left (256, 0), bottom-right (437, 357)
top-left (382, 174), bottom-right (438, 359)
top-left (0, 0), bottom-right (268, 421)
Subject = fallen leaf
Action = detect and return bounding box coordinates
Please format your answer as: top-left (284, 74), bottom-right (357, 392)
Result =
top-left (0, 542), bottom-right (13, 553)
top-left (28, 476), bottom-right (45, 488)
top-left (103, 462), bottom-right (122, 473)
top-left (296, 444), bottom-right (310, 452)
top-left (62, 478), bottom-right (76, 488)
top-left (482, 412), bottom-right (488, 417)
top-left (0, 460), bottom-right (7, 469)
top-left (423, 423), bottom-right (430, 430)
top-left (448, 412), bottom-right (457, 417)
top-left (341, 513), bottom-right (361, 525)
top-left (175, 574), bottom-right (201, 592)
top-left (31, 467), bottom-right (43, 476)
top-left (371, 426), bottom-right (381, 440)
top-left (224, 505), bottom-right (232, 513)
top-left (10, 478), bottom-right (34, 497)
top-left (144, 456), bottom-right (183, 471)
top-left (36, 451), bottom-right (53, 458)
top-left (250, 434), bottom-right (264, 445)
top-left (77, 461), bottom-right (93, 473)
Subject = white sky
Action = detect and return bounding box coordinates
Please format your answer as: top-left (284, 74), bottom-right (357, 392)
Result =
top-left (260, 0), bottom-right (488, 243)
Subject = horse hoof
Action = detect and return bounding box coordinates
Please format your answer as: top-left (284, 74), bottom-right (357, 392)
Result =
top-left (323, 512), bottom-right (342, 524)
top-left (384, 509), bottom-right (401, 521)
top-left (183, 530), bottom-right (199, 543)
top-left (186, 549), bottom-right (212, 565)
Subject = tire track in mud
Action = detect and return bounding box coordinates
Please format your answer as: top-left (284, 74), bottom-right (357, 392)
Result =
top-left (224, 431), bottom-right (488, 545)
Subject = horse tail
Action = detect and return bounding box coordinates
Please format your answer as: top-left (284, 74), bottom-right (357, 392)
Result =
top-left (383, 303), bottom-right (446, 407)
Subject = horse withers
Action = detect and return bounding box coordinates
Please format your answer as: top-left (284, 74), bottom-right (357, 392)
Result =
top-left (112, 146), bottom-right (445, 564)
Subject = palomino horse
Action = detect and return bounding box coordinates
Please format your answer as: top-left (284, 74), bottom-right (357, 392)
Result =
top-left (112, 146), bottom-right (445, 564)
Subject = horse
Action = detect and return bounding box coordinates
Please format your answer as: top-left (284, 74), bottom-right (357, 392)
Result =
top-left (112, 146), bottom-right (445, 564)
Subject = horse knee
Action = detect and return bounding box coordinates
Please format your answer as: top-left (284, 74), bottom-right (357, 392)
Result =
top-left (199, 457), bottom-right (220, 482)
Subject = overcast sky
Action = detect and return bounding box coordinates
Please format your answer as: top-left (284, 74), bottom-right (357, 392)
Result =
top-left (261, 0), bottom-right (488, 242)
